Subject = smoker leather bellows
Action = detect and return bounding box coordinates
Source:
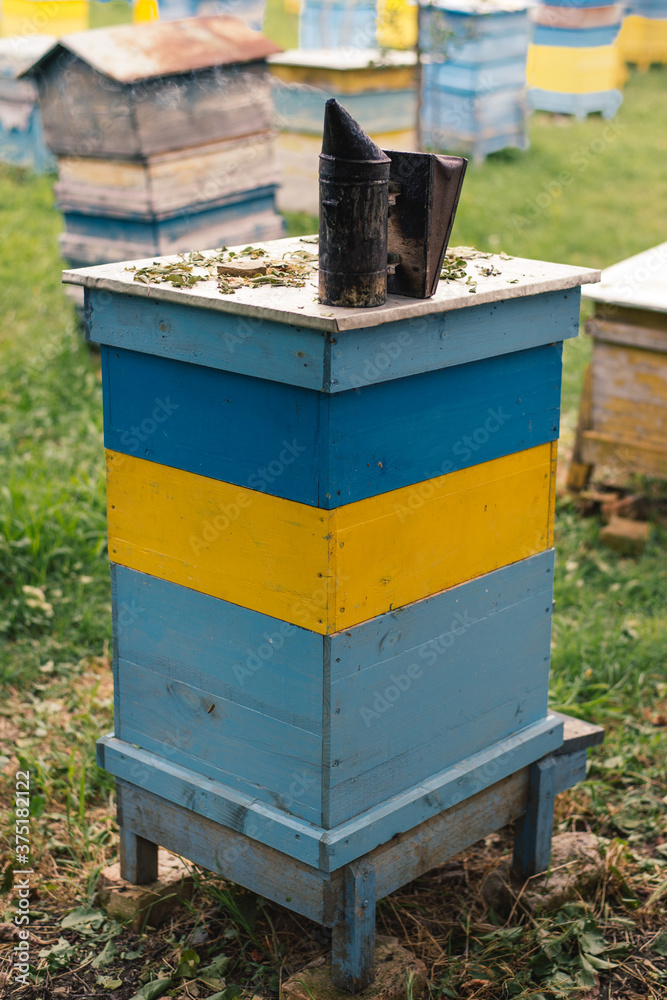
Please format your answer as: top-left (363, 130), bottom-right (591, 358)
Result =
top-left (318, 98), bottom-right (467, 307)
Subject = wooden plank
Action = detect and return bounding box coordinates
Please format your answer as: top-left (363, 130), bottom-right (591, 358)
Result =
top-left (101, 342), bottom-right (562, 507)
top-left (581, 430), bottom-right (667, 481)
top-left (331, 862), bottom-right (376, 993)
top-left (106, 443), bottom-right (555, 634)
top-left (333, 442), bottom-right (556, 630)
top-left (114, 741), bottom-right (593, 914)
top-left (115, 779), bottom-right (335, 925)
top-left (566, 363), bottom-right (593, 492)
top-left (587, 316), bottom-right (667, 354)
top-left (118, 824), bottom-right (158, 884)
top-left (99, 736), bottom-right (326, 868)
top-left (66, 239), bottom-right (598, 337)
top-left (325, 562), bottom-right (554, 825)
top-left (591, 341), bottom-right (667, 444)
top-left (97, 713), bottom-right (564, 871)
top-left (111, 565), bottom-right (324, 734)
top-left (512, 757), bottom-right (557, 877)
top-left (55, 132), bottom-right (279, 219)
top-left (553, 714), bottom-right (604, 756)
top-left (322, 714), bottom-right (564, 868)
top-left (115, 658), bottom-right (323, 825)
top-left (87, 286), bottom-right (578, 392)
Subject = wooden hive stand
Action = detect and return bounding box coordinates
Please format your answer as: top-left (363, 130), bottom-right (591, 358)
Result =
top-left (65, 238), bottom-right (602, 991)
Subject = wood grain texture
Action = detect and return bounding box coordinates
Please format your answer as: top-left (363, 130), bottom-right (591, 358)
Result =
top-left (119, 826), bottom-right (158, 884)
top-left (111, 564), bottom-right (324, 734)
top-left (512, 756), bottom-right (557, 877)
top-left (98, 713), bottom-right (564, 870)
top-left (331, 862), bottom-right (376, 992)
top-left (83, 283), bottom-right (582, 380)
top-left (101, 341), bottom-right (563, 506)
top-left (580, 430), bottom-right (667, 480)
top-left (106, 443), bottom-right (555, 634)
top-left (587, 316), bottom-right (667, 354)
top-left (591, 341), bottom-right (667, 445)
top-left (115, 779), bottom-right (337, 924)
top-left (115, 658), bottom-right (323, 825)
top-left (325, 553), bottom-right (555, 826)
top-left (111, 554), bottom-right (555, 828)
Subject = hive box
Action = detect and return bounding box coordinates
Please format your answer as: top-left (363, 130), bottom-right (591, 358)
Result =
top-left (21, 16), bottom-right (284, 266)
top-left (419, 0), bottom-right (530, 161)
top-left (269, 48), bottom-right (417, 213)
top-left (570, 241), bottom-right (667, 487)
top-left (62, 236), bottom-right (599, 869)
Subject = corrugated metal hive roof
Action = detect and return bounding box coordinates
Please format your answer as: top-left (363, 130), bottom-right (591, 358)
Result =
top-left (22, 15), bottom-right (282, 83)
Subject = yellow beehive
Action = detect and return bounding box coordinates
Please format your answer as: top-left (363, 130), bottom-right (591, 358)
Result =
top-left (618, 14), bottom-right (667, 69)
top-left (527, 41), bottom-right (626, 93)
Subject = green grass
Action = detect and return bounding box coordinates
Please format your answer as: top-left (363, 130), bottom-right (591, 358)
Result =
top-left (1, 69), bottom-right (667, 998)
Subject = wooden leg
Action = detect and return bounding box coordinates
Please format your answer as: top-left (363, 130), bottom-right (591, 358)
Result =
top-left (512, 756), bottom-right (557, 878)
top-left (331, 860), bottom-right (376, 993)
top-left (119, 826), bottom-right (159, 884)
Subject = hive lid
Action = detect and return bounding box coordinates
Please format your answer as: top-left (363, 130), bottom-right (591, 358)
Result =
top-left (0, 35), bottom-right (54, 79)
top-left (581, 241), bottom-right (667, 314)
top-left (268, 48), bottom-right (417, 70)
top-left (19, 15), bottom-right (282, 83)
top-left (62, 235), bottom-right (600, 334)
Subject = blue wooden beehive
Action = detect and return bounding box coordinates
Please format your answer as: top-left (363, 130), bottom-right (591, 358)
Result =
top-left (64, 237), bottom-right (604, 990)
top-left (419, 0), bottom-right (530, 162)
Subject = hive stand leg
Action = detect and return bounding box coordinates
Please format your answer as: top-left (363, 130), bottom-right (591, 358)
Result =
top-left (119, 826), bottom-right (159, 885)
top-left (331, 859), bottom-right (376, 993)
top-left (512, 756), bottom-right (557, 878)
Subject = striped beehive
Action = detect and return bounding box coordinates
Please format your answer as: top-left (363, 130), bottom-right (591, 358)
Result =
top-left (527, 0), bottom-right (626, 118)
top-left (569, 242), bottom-right (667, 489)
top-left (269, 48), bottom-right (417, 213)
top-left (419, 0), bottom-right (530, 162)
top-left (298, 0), bottom-right (417, 48)
top-left (21, 17), bottom-right (284, 269)
top-left (618, 0), bottom-right (667, 71)
top-left (0, 35), bottom-right (54, 172)
top-left (64, 237), bottom-right (603, 989)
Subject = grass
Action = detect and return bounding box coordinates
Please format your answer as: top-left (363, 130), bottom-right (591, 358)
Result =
top-left (1, 68), bottom-right (666, 998)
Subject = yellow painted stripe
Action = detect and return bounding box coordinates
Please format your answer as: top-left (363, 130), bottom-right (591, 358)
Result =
top-left (269, 63), bottom-right (416, 93)
top-left (527, 43), bottom-right (627, 93)
top-left (107, 443), bottom-right (555, 635)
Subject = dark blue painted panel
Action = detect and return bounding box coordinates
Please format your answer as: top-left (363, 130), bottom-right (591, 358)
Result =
top-left (102, 342), bottom-right (562, 506)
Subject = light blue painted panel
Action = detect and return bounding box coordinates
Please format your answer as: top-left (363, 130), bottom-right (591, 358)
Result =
top-left (85, 287), bottom-right (579, 391)
top-left (299, 0), bottom-right (377, 48)
top-left (440, 33), bottom-right (529, 64)
top-left (420, 6), bottom-right (530, 49)
top-left (532, 24), bottom-right (621, 47)
top-left (421, 57), bottom-right (526, 95)
top-left (420, 85), bottom-right (526, 134)
top-left (63, 187), bottom-right (278, 244)
top-left (526, 87), bottom-right (623, 119)
top-left (98, 713), bottom-right (564, 869)
top-left (274, 85), bottom-right (417, 135)
top-left (102, 342), bottom-right (562, 506)
top-left (326, 553), bottom-right (555, 825)
top-left (111, 564), bottom-right (324, 733)
top-left (116, 658), bottom-right (323, 825)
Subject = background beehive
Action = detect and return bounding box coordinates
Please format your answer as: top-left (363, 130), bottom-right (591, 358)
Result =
top-left (269, 48), bottom-right (417, 214)
top-left (526, 0), bottom-right (626, 118)
top-left (418, 0), bottom-right (530, 162)
top-left (22, 16), bottom-right (284, 268)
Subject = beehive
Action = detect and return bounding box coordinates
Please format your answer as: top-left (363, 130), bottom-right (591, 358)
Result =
top-left (419, 0), bottom-right (530, 162)
top-left (570, 242), bottom-right (667, 488)
top-left (0, 35), bottom-right (54, 172)
top-left (527, 0), bottom-right (626, 118)
top-left (64, 238), bottom-right (604, 990)
top-left (269, 48), bottom-right (417, 213)
top-left (22, 17), bottom-right (284, 267)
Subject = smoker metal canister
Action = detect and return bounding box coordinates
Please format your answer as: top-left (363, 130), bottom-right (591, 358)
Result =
top-left (318, 98), bottom-right (391, 308)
